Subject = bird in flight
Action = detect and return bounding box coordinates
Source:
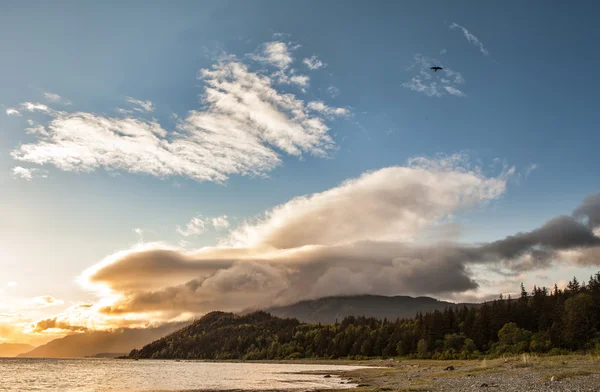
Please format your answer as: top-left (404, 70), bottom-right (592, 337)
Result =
top-left (430, 66), bottom-right (443, 72)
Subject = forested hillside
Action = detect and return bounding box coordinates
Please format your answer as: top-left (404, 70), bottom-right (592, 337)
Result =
top-left (130, 273), bottom-right (600, 360)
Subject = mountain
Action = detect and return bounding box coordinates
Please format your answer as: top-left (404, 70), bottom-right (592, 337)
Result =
top-left (264, 294), bottom-right (470, 323)
top-left (0, 343), bottom-right (35, 357)
top-left (130, 311), bottom-right (300, 359)
top-left (20, 323), bottom-right (187, 358)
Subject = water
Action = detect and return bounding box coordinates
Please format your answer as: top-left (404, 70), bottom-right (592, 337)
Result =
top-left (0, 358), bottom-right (365, 392)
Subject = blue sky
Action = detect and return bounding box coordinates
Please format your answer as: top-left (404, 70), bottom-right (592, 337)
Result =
top-left (1, 1), bottom-right (599, 343)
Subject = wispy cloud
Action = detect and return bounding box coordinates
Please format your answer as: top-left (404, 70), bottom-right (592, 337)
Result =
top-left (176, 216), bottom-right (207, 237)
top-left (327, 86), bottom-right (340, 98)
top-left (6, 108), bottom-right (21, 116)
top-left (303, 55), bottom-right (326, 70)
top-left (450, 23), bottom-right (489, 56)
top-left (307, 101), bottom-right (350, 117)
top-left (126, 97), bottom-right (154, 113)
top-left (253, 41), bottom-right (294, 70)
top-left (403, 54), bottom-right (466, 97)
top-left (133, 228), bottom-right (144, 242)
top-left (44, 92), bottom-right (62, 102)
top-left (211, 215), bottom-right (230, 230)
top-left (11, 41), bottom-right (344, 183)
top-left (43, 92), bottom-right (71, 105)
top-left (177, 214), bottom-right (231, 237)
top-left (525, 163), bottom-right (538, 177)
top-left (11, 166), bottom-right (45, 181)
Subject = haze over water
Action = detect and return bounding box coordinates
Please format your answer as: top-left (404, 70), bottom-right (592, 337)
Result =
top-left (0, 359), bottom-right (363, 392)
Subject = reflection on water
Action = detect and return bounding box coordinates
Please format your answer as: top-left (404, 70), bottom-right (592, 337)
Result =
top-left (0, 358), bottom-right (365, 391)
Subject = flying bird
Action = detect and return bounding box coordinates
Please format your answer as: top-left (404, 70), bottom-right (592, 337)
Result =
top-left (431, 66), bottom-right (443, 72)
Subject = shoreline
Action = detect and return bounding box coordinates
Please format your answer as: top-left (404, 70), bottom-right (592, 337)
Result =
top-left (311, 355), bottom-right (600, 392)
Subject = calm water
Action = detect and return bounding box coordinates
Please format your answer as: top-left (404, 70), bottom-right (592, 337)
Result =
top-left (0, 358), bottom-right (365, 392)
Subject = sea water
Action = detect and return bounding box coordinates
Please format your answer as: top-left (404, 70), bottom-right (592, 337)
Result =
top-left (0, 358), bottom-right (365, 391)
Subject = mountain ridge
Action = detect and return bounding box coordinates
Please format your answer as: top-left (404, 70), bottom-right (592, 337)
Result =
top-left (19, 323), bottom-right (187, 358)
top-left (263, 294), bottom-right (474, 324)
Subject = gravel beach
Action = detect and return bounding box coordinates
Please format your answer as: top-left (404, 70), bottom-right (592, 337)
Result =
top-left (323, 355), bottom-right (600, 392)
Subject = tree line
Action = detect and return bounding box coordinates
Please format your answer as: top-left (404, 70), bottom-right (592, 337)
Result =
top-left (130, 273), bottom-right (600, 360)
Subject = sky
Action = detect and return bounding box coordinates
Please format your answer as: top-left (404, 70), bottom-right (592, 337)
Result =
top-left (1, 0), bottom-right (600, 345)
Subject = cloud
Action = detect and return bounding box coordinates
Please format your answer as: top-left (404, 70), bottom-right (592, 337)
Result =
top-left (287, 74), bottom-right (310, 87)
top-left (20, 102), bottom-right (53, 113)
top-left (327, 86), bottom-right (340, 98)
top-left (227, 154), bottom-right (509, 249)
top-left (43, 92), bottom-right (70, 105)
top-left (444, 86), bottom-right (465, 97)
top-left (73, 156), bottom-right (600, 326)
top-left (6, 108), bottom-right (21, 116)
top-left (450, 23), bottom-right (489, 56)
top-left (44, 92), bottom-right (61, 102)
top-left (573, 193), bottom-right (600, 229)
top-left (253, 41), bottom-right (294, 69)
top-left (7, 282), bottom-right (17, 287)
top-left (126, 97), bottom-right (154, 113)
top-left (31, 296), bottom-right (64, 308)
top-left (211, 216), bottom-right (230, 230)
top-left (133, 228), bottom-right (144, 242)
top-left (303, 55), bottom-right (326, 70)
top-left (177, 216), bottom-right (207, 237)
top-left (525, 163), bottom-right (538, 177)
top-left (11, 167), bottom-right (36, 181)
top-left (403, 55), bottom-right (465, 97)
top-left (307, 101), bottom-right (350, 117)
top-left (32, 317), bottom-right (88, 333)
top-left (12, 43), bottom-right (341, 183)
top-left (177, 215), bottom-right (231, 236)
top-left (75, 155), bottom-right (516, 322)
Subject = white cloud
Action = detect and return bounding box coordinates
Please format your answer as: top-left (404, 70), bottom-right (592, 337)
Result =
top-left (450, 23), bottom-right (489, 56)
top-left (253, 41), bottom-right (294, 69)
top-left (11, 167), bottom-right (36, 181)
top-left (21, 102), bottom-right (52, 113)
top-left (525, 163), bottom-right (538, 177)
top-left (177, 216), bottom-right (207, 237)
top-left (126, 97), bottom-right (154, 113)
top-left (444, 86), bottom-right (466, 97)
top-left (403, 54), bottom-right (466, 97)
top-left (7, 282), bottom-right (17, 287)
top-left (307, 101), bottom-right (350, 117)
top-left (228, 153), bottom-right (509, 248)
top-left (211, 215), bottom-right (230, 230)
top-left (288, 74), bottom-right (310, 87)
top-left (43, 92), bottom-right (61, 102)
top-left (303, 55), bottom-right (326, 70)
top-left (177, 215), bottom-right (231, 236)
top-left (133, 228), bottom-right (144, 242)
top-left (12, 46), bottom-right (341, 183)
top-left (6, 108), bottom-right (21, 116)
